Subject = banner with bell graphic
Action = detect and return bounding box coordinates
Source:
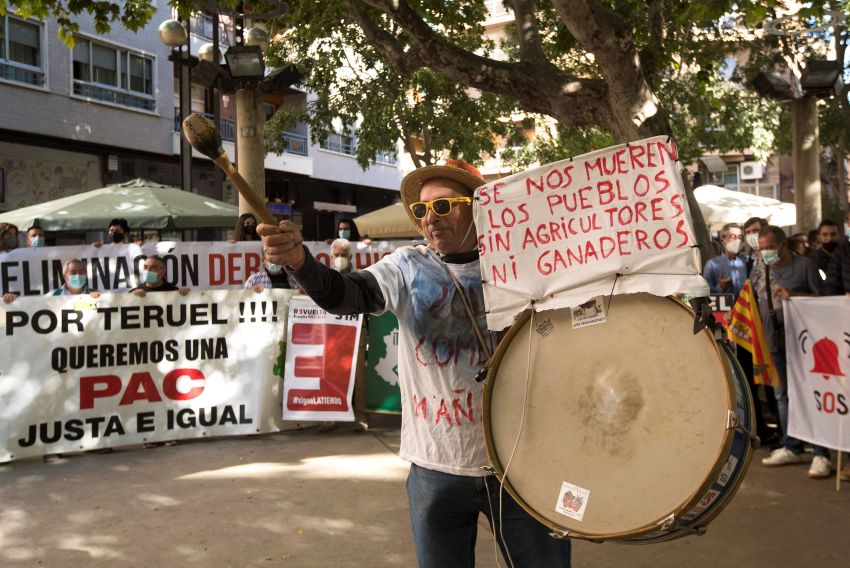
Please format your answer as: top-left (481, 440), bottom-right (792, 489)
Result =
top-left (784, 297), bottom-right (850, 452)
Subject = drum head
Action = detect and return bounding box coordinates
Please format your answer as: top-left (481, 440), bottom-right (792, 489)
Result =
top-left (485, 293), bottom-right (734, 539)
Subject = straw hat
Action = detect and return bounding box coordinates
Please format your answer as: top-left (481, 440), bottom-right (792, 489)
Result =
top-left (399, 159), bottom-right (485, 233)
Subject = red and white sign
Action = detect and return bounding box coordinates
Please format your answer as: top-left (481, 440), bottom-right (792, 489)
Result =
top-left (282, 296), bottom-right (363, 421)
top-left (473, 136), bottom-right (708, 330)
top-left (785, 297), bottom-right (850, 451)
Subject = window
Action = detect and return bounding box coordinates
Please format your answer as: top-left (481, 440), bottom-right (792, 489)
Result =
top-left (189, 12), bottom-right (231, 46)
top-left (0, 16), bottom-right (45, 86)
top-left (374, 151), bottom-right (398, 165)
top-left (72, 37), bottom-right (155, 111)
top-left (321, 132), bottom-right (357, 156)
top-left (708, 166), bottom-right (738, 187)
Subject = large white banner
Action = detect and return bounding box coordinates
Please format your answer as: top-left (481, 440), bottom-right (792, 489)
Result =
top-left (282, 296), bottom-right (363, 421)
top-left (473, 136), bottom-right (709, 330)
top-left (0, 289), bottom-right (292, 461)
top-left (785, 297), bottom-right (850, 452)
top-left (0, 240), bottom-right (419, 294)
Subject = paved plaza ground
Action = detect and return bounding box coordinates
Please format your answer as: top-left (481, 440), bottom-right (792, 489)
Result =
top-left (1, 414), bottom-right (848, 567)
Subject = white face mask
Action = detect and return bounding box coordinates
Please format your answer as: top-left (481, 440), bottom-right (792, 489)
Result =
top-left (724, 238), bottom-right (742, 255)
top-left (745, 233), bottom-right (759, 250)
top-left (762, 249), bottom-right (781, 266)
top-left (334, 256), bottom-right (350, 272)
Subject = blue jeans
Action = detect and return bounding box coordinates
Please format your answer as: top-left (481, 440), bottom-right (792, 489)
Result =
top-left (772, 351), bottom-right (830, 458)
top-left (406, 463), bottom-right (572, 568)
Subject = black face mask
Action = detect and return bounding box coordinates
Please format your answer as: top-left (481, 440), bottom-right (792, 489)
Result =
top-left (110, 231), bottom-right (125, 243)
top-left (243, 225), bottom-right (256, 237)
top-left (823, 241), bottom-right (838, 253)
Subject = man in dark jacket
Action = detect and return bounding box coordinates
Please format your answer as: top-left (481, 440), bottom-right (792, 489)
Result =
top-left (808, 219), bottom-right (841, 274)
top-left (824, 211), bottom-right (850, 296)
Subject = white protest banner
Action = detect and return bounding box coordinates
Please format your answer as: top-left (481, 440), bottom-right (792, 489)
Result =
top-left (282, 296), bottom-right (363, 421)
top-left (473, 136), bottom-right (709, 330)
top-left (0, 288), bottom-right (291, 462)
top-left (0, 240), bottom-right (419, 294)
top-left (785, 297), bottom-right (850, 452)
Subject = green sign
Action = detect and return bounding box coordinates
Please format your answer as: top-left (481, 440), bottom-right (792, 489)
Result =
top-left (366, 312), bottom-right (401, 413)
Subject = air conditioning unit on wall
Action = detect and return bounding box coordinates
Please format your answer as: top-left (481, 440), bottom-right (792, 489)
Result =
top-left (739, 161), bottom-right (764, 180)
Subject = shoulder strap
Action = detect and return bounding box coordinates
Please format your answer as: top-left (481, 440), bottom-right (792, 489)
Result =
top-left (440, 262), bottom-right (492, 360)
top-left (764, 264), bottom-right (782, 334)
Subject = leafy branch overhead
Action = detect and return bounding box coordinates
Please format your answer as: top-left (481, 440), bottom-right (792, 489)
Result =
top-left (6, 0), bottom-right (839, 167)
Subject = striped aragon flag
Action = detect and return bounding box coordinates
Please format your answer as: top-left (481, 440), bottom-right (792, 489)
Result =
top-left (727, 280), bottom-right (780, 387)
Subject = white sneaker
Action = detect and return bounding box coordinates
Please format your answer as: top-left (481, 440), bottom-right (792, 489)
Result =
top-left (762, 447), bottom-right (803, 466)
top-left (808, 456), bottom-right (834, 479)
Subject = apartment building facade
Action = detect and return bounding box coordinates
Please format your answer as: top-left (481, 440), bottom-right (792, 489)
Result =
top-left (0, 9), bottom-right (402, 241)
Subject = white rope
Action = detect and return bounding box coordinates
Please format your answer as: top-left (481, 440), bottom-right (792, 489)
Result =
top-left (495, 309), bottom-right (536, 568)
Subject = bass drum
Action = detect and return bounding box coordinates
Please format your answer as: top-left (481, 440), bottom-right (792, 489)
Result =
top-left (482, 293), bottom-right (755, 542)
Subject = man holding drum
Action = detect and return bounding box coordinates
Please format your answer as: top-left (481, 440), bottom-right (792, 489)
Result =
top-left (258, 160), bottom-right (571, 567)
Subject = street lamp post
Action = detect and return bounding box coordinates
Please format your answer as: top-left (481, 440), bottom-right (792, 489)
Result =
top-left (225, 40), bottom-right (268, 218)
top-left (159, 19), bottom-right (194, 196)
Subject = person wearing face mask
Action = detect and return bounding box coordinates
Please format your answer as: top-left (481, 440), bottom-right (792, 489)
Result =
top-left (92, 218), bottom-right (130, 248)
top-left (3, 257), bottom-right (103, 306)
top-left (824, 210), bottom-right (850, 297)
top-left (48, 258), bottom-right (99, 296)
top-left (233, 213), bottom-right (259, 242)
top-left (742, 217), bottom-right (766, 274)
top-left (130, 255), bottom-right (187, 450)
top-left (257, 159), bottom-right (571, 568)
top-left (244, 248), bottom-right (296, 292)
top-left (337, 218), bottom-right (360, 242)
top-left (703, 223), bottom-right (747, 296)
top-left (707, 223), bottom-right (779, 446)
top-left (752, 226), bottom-right (833, 478)
top-left (43, 259), bottom-right (103, 462)
top-left (325, 218), bottom-right (372, 245)
top-left (130, 255), bottom-right (189, 297)
top-left (0, 222), bottom-right (20, 253)
top-left (807, 219), bottom-right (841, 274)
top-left (26, 226), bottom-right (46, 247)
top-left (316, 238), bottom-right (370, 433)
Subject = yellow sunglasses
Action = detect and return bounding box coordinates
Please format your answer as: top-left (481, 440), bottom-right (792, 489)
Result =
top-left (409, 197), bottom-right (472, 220)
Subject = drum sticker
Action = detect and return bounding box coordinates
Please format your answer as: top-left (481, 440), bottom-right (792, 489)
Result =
top-left (570, 297), bottom-right (607, 329)
top-left (717, 455), bottom-right (739, 487)
top-left (555, 481), bottom-right (590, 521)
top-left (681, 489), bottom-right (721, 523)
top-left (536, 318), bottom-right (554, 337)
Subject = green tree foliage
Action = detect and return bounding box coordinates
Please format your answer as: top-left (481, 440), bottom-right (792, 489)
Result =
top-left (5, 0), bottom-right (800, 169)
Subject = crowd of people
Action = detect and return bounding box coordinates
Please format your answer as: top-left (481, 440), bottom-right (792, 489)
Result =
top-left (701, 209), bottom-right (850, 482)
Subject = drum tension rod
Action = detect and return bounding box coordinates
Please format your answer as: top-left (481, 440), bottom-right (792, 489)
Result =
top-left (674, 523), bottom-right (708, 537)
top-left (726, 410), bottom-right (759, 446)
top-left (662, 514), bottom-right (709, 537)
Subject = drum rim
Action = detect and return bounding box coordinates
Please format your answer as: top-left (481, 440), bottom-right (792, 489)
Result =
top-left (482, 295), bottom-right (740, 541)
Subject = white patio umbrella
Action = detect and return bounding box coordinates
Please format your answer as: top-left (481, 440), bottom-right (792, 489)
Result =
top-left (693, 184), bottom-right (796, 231)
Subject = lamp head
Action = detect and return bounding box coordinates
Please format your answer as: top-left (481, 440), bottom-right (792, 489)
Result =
top-left (158, 20), bottom-right (187, 48)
